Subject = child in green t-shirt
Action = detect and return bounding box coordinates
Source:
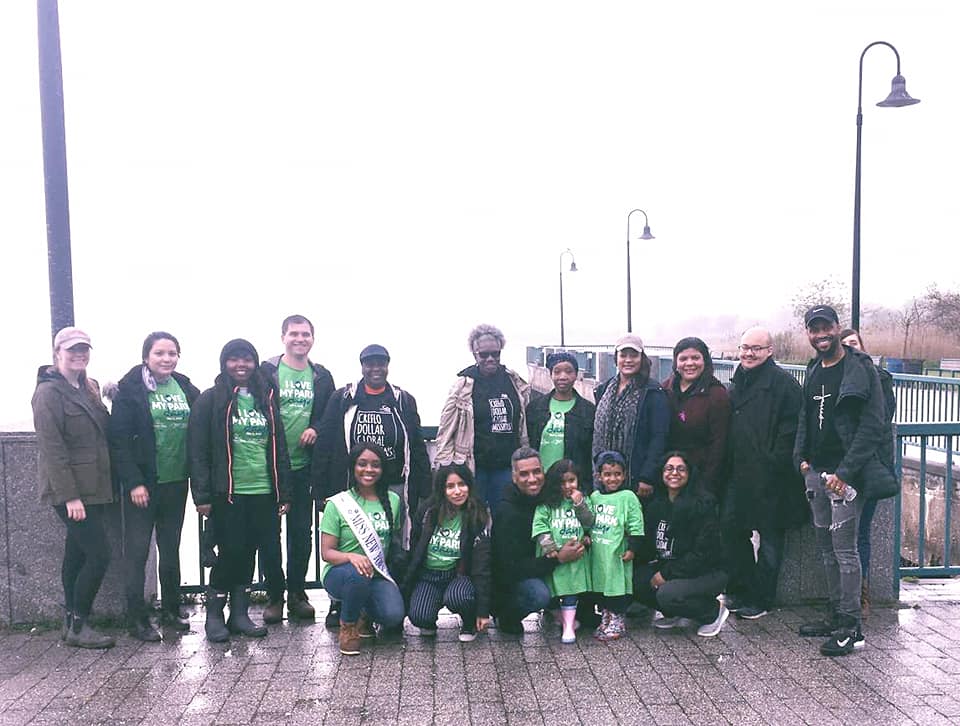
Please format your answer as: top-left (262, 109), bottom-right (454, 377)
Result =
top-left (589, 450), bottom-right (644, 642)
top-left (532, 459), bottom-right (594, 644)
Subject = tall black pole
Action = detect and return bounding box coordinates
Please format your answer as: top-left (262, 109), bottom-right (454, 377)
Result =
top-left (37, 0), bottom-right (75, 339)
top-left (625, 236), bottom-right (632, 333)
top-left (559, 267), bottom-right (566, 347)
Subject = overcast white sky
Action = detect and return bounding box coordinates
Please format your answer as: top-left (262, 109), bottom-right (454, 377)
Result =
top-left (1, 1), bottom-right (957, 429)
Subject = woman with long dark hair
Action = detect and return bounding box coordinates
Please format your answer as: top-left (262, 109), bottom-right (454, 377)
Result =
top-left (592, 334), bottom-right (670, 498)
top-left (320, 442), bottom-right (405, 655)
top-left (188, 339), bottom-right (291, 642)
top-left (402, 464), bottom-right (492, 642)
top-left (661, 337), bottom-right (730, 495)
top-left (635, 451), bottom-right (729, 637)
top-left (32, 327), bottom-right (115, 649)
top-left (110, 331), bottom-right (200, 641)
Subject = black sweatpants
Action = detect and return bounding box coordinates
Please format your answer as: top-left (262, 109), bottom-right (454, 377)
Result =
top-left (634, 563), bottom-right (727, 622)
top-left (209, 493), bottom-right (283, 597)
top-left (122, 480), bottom-right (188, 617)
top-left (54, 504), bottom-right (111, 618)
top-left (284, 467), bottom-right (313, 592)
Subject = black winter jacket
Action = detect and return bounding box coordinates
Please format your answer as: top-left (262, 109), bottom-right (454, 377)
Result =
top-left (491, 484), bottom-right (559, 613)
top-left (313, 381), bottom-right (430, 511)
top-left (592, 376), bottom-right (670, 489)
top-left (260, 356), bottom-right (335, 475)
top-left (188, 379), bottom-right (291, 506)
top-left (526, 390), bottom-right (596, 481)
top-left (794, 346), bottom-right (896, 496)
top-left (640, 488), bottom-right (726, 581)
top-left (724, 359), bottom-right (808, 530)
top-left (108, 366), bottom-right (200, 493)
top-left (401, 501), bottom-right (493, 616)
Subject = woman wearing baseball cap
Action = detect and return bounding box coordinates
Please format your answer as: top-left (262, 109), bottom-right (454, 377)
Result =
top-left (32, 327), bottom-right (115, 649)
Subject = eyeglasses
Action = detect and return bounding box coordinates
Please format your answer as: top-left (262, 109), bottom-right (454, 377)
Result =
top-left (738, 345), bottom-right (771, 354)
top-left (476, 350), bottom-right (501, 360)
top-left (663, 465), bottom-right (688, 474)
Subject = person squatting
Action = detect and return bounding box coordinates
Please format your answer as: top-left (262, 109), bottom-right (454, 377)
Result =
top-left (33, 314), bottom-right (895, 659)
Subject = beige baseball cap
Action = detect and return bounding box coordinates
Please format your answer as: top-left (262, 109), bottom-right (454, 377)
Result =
top-left (53, 326), bottom-right (92, 351)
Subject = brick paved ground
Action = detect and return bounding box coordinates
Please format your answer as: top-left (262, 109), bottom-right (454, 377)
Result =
top-left (2, 588), bottom-right (960, 726)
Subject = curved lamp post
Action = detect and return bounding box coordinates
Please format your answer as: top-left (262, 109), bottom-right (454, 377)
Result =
top-left (626, 209), bottom-right (655, 333)
top-left (559, 248), bottom-right (577, 346)
top-left (851, 41), bottom-right (919, 330)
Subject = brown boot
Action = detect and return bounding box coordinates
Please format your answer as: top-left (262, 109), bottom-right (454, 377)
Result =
top-left (263, 597), bottom-right (284, 625)
top-left (288, 591), bottom-right (316, 621)
top-left (339, 621), bottom-right (361, 655)
top-left (356, 612), bottom-right (375, 639)
top-left (861, 579), bottom-right (871, 618)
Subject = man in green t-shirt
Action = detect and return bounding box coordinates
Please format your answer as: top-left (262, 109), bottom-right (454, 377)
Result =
top-left (261, 315), bottom-right (335, 622)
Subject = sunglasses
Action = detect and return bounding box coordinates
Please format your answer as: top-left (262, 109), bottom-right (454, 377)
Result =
top-left (476, 350), bottom-right (501, 360)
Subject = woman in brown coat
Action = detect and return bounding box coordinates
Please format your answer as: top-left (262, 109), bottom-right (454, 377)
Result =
top-left (32, 327), bottom-right (115, 649)
top-left (661, 337), bottom-right (731, 495)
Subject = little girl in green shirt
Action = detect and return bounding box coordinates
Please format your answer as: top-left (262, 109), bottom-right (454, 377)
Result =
top-left (532, 459), bottom-right (594, 644)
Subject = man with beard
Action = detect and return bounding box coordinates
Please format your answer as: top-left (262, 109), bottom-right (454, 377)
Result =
top-left (722, 327), bottom-right (807, 621)
top-left (794, 305), bottom-right (895, 656)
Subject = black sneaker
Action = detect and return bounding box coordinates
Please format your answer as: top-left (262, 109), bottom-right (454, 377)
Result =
top-left (325, 600), bottom-right (341, 629)
top-left (495, 617), bottom-right (523, 635)
top-left (736, 606), bottom-right (769, 620)
top-left (820, 626), bottom-right (864, 656)
top-left (799, 617), bottom-right (836, 637)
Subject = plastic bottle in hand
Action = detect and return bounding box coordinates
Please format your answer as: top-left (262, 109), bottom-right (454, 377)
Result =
top-left (821, 471), bottom-right (857, 502)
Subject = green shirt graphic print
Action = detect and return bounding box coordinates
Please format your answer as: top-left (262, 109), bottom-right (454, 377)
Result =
top-left (278, 361), bottom-right (314, 471)
top-left (532, 501), bottom-right (592, 597)
top-left (588, 489), bottom-right (644, 596)
top-left (319, 490), bottom-right (401, 582)
top-left (539, 397), bottom-right (576, 472)
top-left (149, 377), bottom-right (190, 483)
top-left (425, 513), bottom-right (462, 571)
top-left (231, 393), bottom-right (272, 495)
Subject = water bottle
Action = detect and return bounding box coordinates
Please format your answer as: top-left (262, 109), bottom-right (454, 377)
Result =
top-left (821, 471), bottom-right (857, 502)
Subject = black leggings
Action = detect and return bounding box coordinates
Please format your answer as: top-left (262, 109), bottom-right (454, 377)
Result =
top-left (209, 493), bottom-right (282, 596)
top-left (54, 504), bottom-right (111, 618)
top-left (122, 481), bottom-right (188, 616)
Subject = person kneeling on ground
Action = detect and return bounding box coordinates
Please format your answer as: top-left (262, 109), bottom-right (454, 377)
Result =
top-left (402, 464), bottom-right (492, 642)
top-left (319, 442), bottom-right (406, 655)
top-left (491, 447), bottom-right (586, 634)
top-left (635, 451), bottom-right (729, 638)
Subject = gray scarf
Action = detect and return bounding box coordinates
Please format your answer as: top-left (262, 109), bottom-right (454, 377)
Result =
top-left (593, 375), bottom-right (643, 485)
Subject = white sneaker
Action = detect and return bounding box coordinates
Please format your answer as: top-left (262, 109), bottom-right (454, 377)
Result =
top-left (654, 616), bottom-right (687, 630)
top-left (697, 605), bottom-right (729, 637)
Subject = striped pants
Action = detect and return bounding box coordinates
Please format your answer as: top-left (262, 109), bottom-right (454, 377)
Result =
top-left (407, 569), bottom-right (477, 629)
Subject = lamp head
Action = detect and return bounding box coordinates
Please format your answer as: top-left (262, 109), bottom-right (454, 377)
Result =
top-left (877, 74), bottom-right (920, 107)
top-left (569, 260), bottom-right (578, 272)
top-left (639, 225), bottom-right (655, 240)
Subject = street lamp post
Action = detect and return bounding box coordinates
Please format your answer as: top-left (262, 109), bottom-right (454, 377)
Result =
top-left (626, 209), bottom-right (655, 333)
top-left (559, 248), bottom-right (577, 346)
top-left (851, 41), bottom-right (919, 330)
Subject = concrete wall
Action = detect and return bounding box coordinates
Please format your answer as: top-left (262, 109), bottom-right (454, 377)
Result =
top-left (1, 433), bottom-right (156, 626)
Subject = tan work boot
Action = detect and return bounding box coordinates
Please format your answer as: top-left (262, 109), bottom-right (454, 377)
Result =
top-left (339, 621), bottom-right (361, 655)
top-left (288, 591), bottom-right (316, 621)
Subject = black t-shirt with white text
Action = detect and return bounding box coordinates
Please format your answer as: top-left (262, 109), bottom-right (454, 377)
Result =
top-left (805, 361), bottom-right (845, 471)
top-left (351, 387), bottom-right (404, 486)
top-left (471, 369), bottom-right (521, 469)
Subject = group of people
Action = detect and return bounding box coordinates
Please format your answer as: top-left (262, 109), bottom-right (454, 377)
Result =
top-left (32, 310), bottom-right (896, 659)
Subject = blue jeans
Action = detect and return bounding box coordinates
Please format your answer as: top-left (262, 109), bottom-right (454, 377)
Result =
top-left (805, 469), bottom-right (864, 622)
top-left (322, 563), bottom-right (405, 627)
top-left (499, 577), bottom-right (551, 623)
top-left (858, 497), bottom-right (878, 577)
top-left (475, 467), bottom-right (514, 517)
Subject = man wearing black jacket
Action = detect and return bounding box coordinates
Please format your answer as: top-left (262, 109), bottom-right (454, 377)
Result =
top-left (794, 305), bottom-right (895, 657)
top-left (260, 315), bottom-right (335, 622)
top-left (491, 447), bottom-right (585, 634)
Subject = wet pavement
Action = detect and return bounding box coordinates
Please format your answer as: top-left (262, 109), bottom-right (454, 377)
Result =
top-left (1, 587), bottom-right (960, 725)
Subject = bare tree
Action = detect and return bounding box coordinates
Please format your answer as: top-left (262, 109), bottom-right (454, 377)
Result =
top-left (895, 298), bottom-right (929, 357)
top-left (924, 285), bottom-right (960, 337)
top-left (791, 276), bottom-right (850, 326)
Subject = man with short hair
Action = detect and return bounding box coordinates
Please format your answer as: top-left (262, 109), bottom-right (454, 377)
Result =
top-left (794, 305), bottom-right (895, 656)
top-left (722, 327), bottom-right (807, 621)
top-left (260, 315), bottom-right (335, 622)
top-left (490, 447), bottom-right (585, 634)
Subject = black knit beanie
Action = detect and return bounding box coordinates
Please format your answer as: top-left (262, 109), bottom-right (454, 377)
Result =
top-left (219, 338), bottom-right (259, 374)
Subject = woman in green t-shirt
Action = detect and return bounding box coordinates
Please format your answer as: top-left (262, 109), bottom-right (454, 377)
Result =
top-left (109, 332), bottom-right (200, 641)
top-left (401, 464), bottom-right (492, 642)
top-left (320, 442), bottom-right (405, 656)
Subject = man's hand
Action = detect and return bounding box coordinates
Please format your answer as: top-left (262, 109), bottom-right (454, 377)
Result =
top-left (621, 550), bottom-right (635, 562)
top-left (556, 538), bottom-right (585, 563)
top-left (65, 498), bottom-right (86, 521)
top-left (299, 427), bottom-right (317, 447)
top-left (130, 485), bottom-right (150, 508)
top-left (650, 571), bottom-right (666, 589)
top-left (824, 473), bottom-right (848, 496)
